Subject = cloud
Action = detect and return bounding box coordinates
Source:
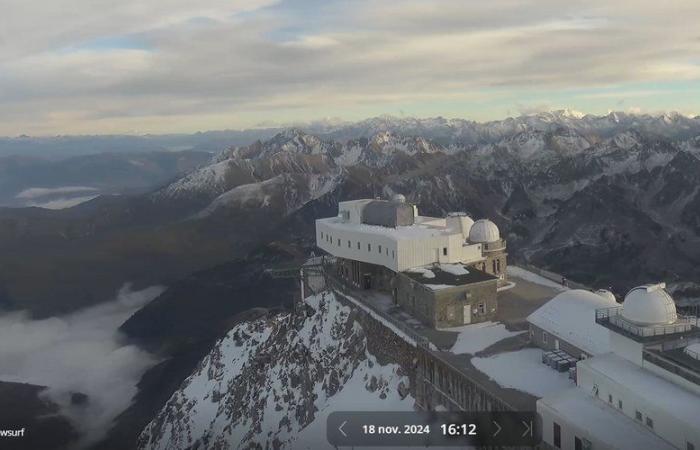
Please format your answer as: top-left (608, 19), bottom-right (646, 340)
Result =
top-left (26, 195), bottom-right (100, 209)
top-left (1, 0), bottom-right (699, 134)
top-left (0, 284), bottom-right (165, 447)
top-left (15, 186), bottom-right (98, 199)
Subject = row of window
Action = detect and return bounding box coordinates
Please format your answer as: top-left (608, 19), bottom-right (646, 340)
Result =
top-left (320, 231), bottom-right (396, 259)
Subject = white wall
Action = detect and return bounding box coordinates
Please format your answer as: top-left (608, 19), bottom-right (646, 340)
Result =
top-left (610, 332), bottom-right (644, 365)
top-left (317, 220), bottom-right (399, 272)
top-left (317, 216), bottom-right (485, 272)
top-left (577, 359), bottom-right (700, 450)
top-left (538, 401), bottom-right (612, 450)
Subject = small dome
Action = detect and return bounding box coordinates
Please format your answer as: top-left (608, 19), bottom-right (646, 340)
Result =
top-left (595, 289), bottom-right (617, 303)
top-left (391, 194), bottom-right (406, 204)
top-left (468, 219), bottom-right (500, 243)
top-left (621, 283), bottom-right (677, 326)
top-left (685, 343), bottom-right (700, 360)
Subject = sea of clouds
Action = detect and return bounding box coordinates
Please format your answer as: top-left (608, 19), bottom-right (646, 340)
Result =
top-left (0, 284), bottom-right (165, 447)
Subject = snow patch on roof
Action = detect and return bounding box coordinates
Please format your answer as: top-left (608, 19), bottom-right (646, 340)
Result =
top-left (438, 263), bottom-right (470, 276)
top-left (527, 289), bottom-right (618, 355)
top-left (406, 267), bottom-right (435, 279)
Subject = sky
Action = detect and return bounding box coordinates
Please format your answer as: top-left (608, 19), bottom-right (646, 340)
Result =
top-left (1, 0), bottom-right (699, 135)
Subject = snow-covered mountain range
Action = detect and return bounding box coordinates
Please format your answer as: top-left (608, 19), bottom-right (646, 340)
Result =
top-left (145, 111), bottom-right (700, 297)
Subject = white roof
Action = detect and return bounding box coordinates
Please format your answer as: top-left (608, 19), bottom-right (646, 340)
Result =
top-left (527, 289), bottom-right (618, 355)
top-left (317, 215), bottom-right (461, 241)
top-left (538, 388), bottom-right (677, 450)
top-left (468, 219), bottom-right (500, 243)
top-left (582, 353), bottom-right (700, 430)
top-left (621, 283), bottom-right (677, 325)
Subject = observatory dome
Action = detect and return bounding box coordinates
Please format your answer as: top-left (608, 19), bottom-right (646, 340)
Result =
top-left (621, 283), bottom-right (677, 326)
top-left (595, 289), bottom-right (617, 303)
top-left (468, 219), bottom-right (500, 243)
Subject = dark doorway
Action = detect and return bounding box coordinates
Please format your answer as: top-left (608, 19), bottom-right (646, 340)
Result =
top-left (363, 273), bottom-right (372, 290)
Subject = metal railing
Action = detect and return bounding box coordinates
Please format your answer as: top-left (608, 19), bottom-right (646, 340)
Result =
top-left (517, 263), bottom-right (589, 290)
top-left (482, 240), bottom-right (507, 253)
top-left (642, 349), bottom-right (700, 386)
top-left (323, 270), bottom-right (432, 350)
top-left (595, 306), bottom-right (697, 338)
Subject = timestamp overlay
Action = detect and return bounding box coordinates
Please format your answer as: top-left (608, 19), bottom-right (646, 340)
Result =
top-left (327, 411), bottom-right (540, 447)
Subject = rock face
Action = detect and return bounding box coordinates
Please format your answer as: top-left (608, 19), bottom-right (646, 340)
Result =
top-left (137, 292), bottom-right (414, 450)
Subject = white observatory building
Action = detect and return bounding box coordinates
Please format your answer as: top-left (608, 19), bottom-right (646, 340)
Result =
top-left (315, 195), bottom-right (508, 328)
top-left (536, 282), bottom-right (700, 450)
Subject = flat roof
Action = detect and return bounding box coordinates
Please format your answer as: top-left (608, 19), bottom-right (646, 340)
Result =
top-left (527, 289), bottom-right (618, 355)
top-left (538, 388), bottom-right (677, 450)
top-left (402, 264), bottom-right (496, 289)
top-left (581, 353), bottom-right (700, 430)
top-left (317, 215), bottom-right (461, 241)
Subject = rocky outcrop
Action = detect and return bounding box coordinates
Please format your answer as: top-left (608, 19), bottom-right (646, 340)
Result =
top-left (137, 291), bottom-right (415, 449)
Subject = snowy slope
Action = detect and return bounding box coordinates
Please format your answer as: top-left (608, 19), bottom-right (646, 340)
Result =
top-left (138, 292), bottom-right (413, 450)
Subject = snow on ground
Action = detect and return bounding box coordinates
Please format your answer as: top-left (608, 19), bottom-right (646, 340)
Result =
top-left (438, 264), bottom-right (469, 276)
top-left (471, 348), bottom-right (573, 398)
top-left (507, 266), bottom-right (568, 291)
top-left (446, 322), bottom-right (522, 355)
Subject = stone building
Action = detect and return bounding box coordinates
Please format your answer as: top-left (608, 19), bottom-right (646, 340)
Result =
top-left (316, 195), bottom-right (506, 328)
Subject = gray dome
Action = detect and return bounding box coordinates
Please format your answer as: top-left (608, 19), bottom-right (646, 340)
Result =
top-left (468, 219), bottom-right (500, 243)
top-left (621, 283), bottom-right (677, 325)
top-left (391, 194), bottom-right (406, 204)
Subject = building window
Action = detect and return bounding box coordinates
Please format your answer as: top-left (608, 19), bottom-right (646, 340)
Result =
top-left (337, 238), bottom-right (341, 246)
top-left (646, 417), bottom-right (653, 429)
top-left (357, 241), bottom-right (361, 250)
top-left (688, 442), bottom-right (695, 450)
top-left (386, 247), bottom-right (388, 255)
top-left (553, 422), bottom-right (561, 448)
top-left (378, 245), bottom-right (382, 253)
top-left (543, 331), bottom-right (548, 344)
top-left (320, 232), bottom-right (323, 239)
top-left (608, 394), bottom-right (613, 404)
top-left (368, 243), bottom-right (371, 252)
top-left (618, 399), bottom-right (623, 409)
top-left (492, 260), bottom-right (497, 273)
top-left (392, 250), bottom-right (395, 259)
top-left (443, 247), bottom-right (447, 256)
top-left (348, 240), bottom-right (351, 248)
top-left (496, 259), bottom-right (501, 272)
top-left (635, 411), bottom-right (642, 421)
top-left (478, 303), bottom-right (485, 314)
top-left (574, 436), bottom-right (583, 450)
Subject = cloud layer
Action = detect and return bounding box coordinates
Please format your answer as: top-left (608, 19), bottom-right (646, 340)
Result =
top-left (0, 284), bottom-right (165, 447)
top-left (1, 0), bottom-right (699, 134)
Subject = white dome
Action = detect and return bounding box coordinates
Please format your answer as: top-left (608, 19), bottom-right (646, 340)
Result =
top-left (685, 343), bottom-right (700, 360)
top-left (621, 283), bottom-right (677, 326)
top-left (468, 219), bottom-right (500, 243)
top-left (595, 289), bottom-right (617, 303)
